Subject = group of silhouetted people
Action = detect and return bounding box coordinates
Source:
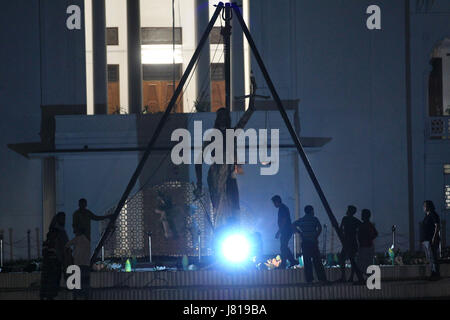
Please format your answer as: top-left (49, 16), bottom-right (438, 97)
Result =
top-left (272, 195), bottom-right (442, 283)
top-left (337, 205), bottom-right (378, 283)
top-left (38, 196), bottom-right (442, 298)
top-left (40, 199), bottom-right (112, 300)
top-left (271, 195), bottom-right (327, 283)
top-left (272, 195), bottom-right (379, 284)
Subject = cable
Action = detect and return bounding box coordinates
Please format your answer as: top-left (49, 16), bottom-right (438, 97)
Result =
top-left (95, 9), bottom-right (222, 217)
top-left (144, 273), bottom-right (169, 287)
top-left (95, 43), bottom-right (209, 218)
top-left (101, 7), bottom-right (226, 215)
top-left (98, 6), bottom-right (228, 257)
top-left (196, 37), bottom-right (224, 107)
top-left (3, 237), bottom-right (27, 246)
top-left (124, 35), bottom-right (208, 197)
top-left (172, 0), bottom-right (176, 90)
top-left (99, 37), bottom-right (219, 251)
top-left (108, 272), bottom-right (137, 289)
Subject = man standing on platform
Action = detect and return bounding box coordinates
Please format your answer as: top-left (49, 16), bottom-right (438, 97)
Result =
top-left (66, 226), bottom-right (91, 299)
top-left (357, 209), bottom-right (378, 277)
top-left (293, 205), bottom-right (327, 283)
top-left (338, 205), bottom-right (362, 282)
top-left (421, 200), bottom-right (441, 281)
top-left (72, 198), bottom-right (113, 243)
top-left (272, 195), bottom-right (297, 268)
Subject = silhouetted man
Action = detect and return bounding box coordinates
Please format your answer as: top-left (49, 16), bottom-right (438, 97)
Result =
top-left (272, 195), bottom-right (296, 268)
top-left (421, 200), bottom-right (441, 280)
top-left (338, 205), bottom-right (362, 282)
top-left (72, 198), bottom-right (113, 242)
top-left (357, 209), bottom-right (378, 277)
top-left (293, 205), bottom-right (327, 283)
top-left (66, 226), bottom-right (90, 300)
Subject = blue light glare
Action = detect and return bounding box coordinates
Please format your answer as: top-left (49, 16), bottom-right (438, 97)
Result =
top-left (220, 233), bottom-right (251, 264)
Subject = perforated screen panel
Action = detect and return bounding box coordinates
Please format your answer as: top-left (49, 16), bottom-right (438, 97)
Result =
top-left (101, 181), bottom-right (215, 258)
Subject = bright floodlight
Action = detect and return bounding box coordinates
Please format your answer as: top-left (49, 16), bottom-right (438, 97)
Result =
top-left (221, 233), bottom-right (251, 264)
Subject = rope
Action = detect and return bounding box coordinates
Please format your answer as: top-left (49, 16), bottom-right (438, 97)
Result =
top-left (99, 22), bottom-right (227, 250)
top-left (95, 26), bottom-right (215, 218)
top-left (172, 0), bottom-right (176, 90)
top-left (96, 8), bottom-right (228, 219)
top-left (197, 38), bottom-right (224, 106)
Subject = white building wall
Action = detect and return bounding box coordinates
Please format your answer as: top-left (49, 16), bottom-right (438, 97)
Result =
top-left (101, 0), bottom-right (199, 113)
top-left (85, 0), bottom-right (94, 114)
top-left (86, 0), bottom-right (252, 114)
top-left (106, 0), bottom-right (129, 114)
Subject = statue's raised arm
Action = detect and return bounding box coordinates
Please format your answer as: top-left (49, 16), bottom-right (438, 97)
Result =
top-left (234, 73), bottom-right (258, 130)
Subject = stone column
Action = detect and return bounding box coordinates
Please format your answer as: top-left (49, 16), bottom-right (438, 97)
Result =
top-left (195, 0), bottom-right (211, 111)
top-left (127, 0), bottom-right (143, 114)
top-left (92, 0), bottom-right (108, 114)
top-left (231, 0), bottom-right (245, 111)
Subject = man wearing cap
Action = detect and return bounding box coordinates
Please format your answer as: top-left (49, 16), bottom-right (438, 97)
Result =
top-left (293, 205), bottom-right (327, 283)
top-left (272, 195), bottom-right (297, 268)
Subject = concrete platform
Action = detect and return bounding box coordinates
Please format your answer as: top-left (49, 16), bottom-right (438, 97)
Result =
top-left (1, 265), bottom-right (449, 300)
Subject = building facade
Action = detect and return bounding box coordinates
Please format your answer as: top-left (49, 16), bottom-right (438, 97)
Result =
top-left (1, 0), bottom-right (450, 260)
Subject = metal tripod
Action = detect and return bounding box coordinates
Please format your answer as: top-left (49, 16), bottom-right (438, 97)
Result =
top-left (90, 1), bottom-right (364, 282)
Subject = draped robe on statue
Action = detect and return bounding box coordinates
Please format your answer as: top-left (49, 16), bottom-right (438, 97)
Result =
top-left (195, 104), bottom-right (255, 231)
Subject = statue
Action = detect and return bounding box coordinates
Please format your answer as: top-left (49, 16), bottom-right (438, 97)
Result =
top-left (194, 74), bottom-right (261, 231)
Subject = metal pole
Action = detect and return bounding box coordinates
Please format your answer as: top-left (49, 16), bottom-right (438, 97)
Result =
top-left (231, 3), bottom-right (364, 282)
top-left (222, 2), bottom-right (232, 111)
top-left (198, 231), bottom-right (201, 263)
top-left (293, 233), bottom-right (297, 260)
top-left (0, 232), bottom-right (3, 268)
top-left (418, 222), bottom-right (422, 249)
top-left (442, 219), bottom-right (446, 249)
top-left (8, 228), bottom-right (13, 262)
top-left (90, 3), bottom-right (224, 266)
top-left (148, 232), bottom-right (152, 263)
top-left (323, 224), bottom-right (327, 256)
top-left (27, 230), bottom-right (31, 261)
top-left (404, 0), bottom-right (415, 252)
top-left (392, 225), bottom-right (397, 249)
top-left (330, 227), bottom-right (335, 254)
top-left (35, 228), bottom-right (40, 259)
top-left (101, 246), bottom-right (105, 262)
